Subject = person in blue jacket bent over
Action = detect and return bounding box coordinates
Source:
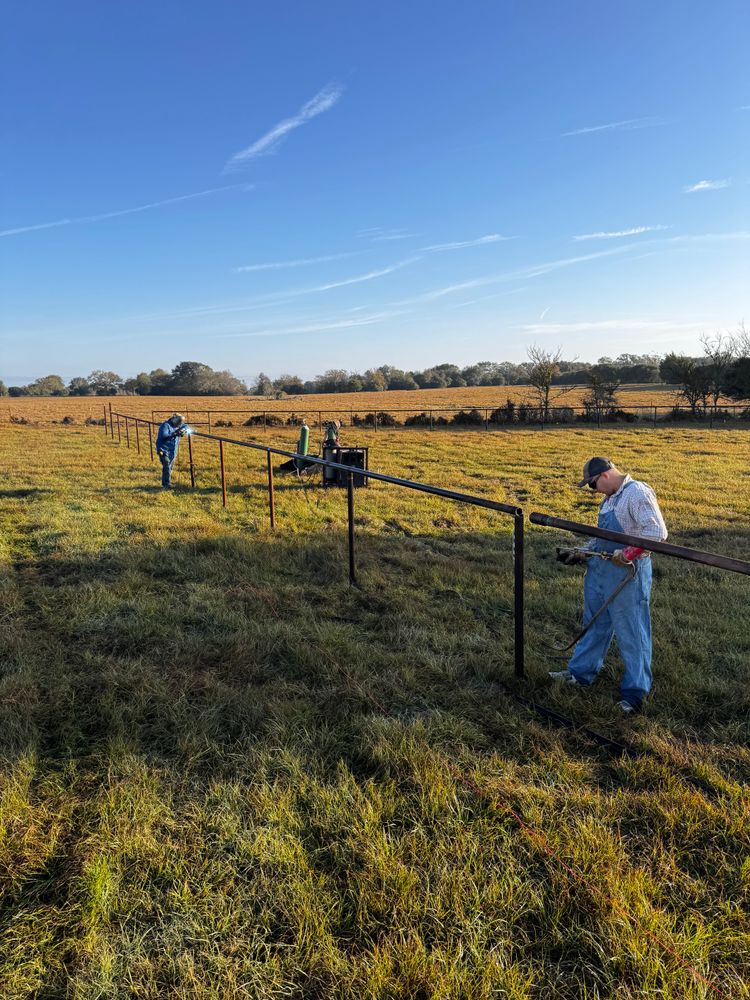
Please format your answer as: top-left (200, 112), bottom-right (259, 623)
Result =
top-left (155, 413), bottom-right (187, 489)
top-left (550, 457), bottom-right (668, 714)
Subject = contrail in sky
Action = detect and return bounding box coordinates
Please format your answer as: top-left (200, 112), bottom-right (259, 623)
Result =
top-left (0, 184), bottom-right (252, 238)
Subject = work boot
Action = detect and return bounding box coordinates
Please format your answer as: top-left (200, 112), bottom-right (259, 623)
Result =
top-left (615, 699), bottom-right (638, 714)
top-left (548, 670), bottom-right (580, 685)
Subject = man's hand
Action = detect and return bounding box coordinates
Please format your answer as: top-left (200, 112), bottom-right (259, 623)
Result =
top-left (612, 549), bottom-right (634, 568)
top-left (556, 547), bottom-right (589, 566)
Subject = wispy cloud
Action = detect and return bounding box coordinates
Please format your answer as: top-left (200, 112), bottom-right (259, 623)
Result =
top-left (305, 257), bottom-right (421, 292)
top-left (448, 286), bottom-right (528, 309)
top-left (223, 83), bottom-right (344, 173)
top-left (573, 225), bottom-right (670, 241)
top-left (519, 318), bottom-right (722, 342)
top-left (562, 116), bottom-right (662, 137)
top-left (0, 184), bottom-right (251, 238)
top-left (357, 227), bottom-right (416, 242)
top-left (220, 309), bottom-right (409, 339)
top-left (154, 256), bottom-right (423, 323)
top-left (420, 233), bottom-right (513, 252)
top-left (233, 251), bottom-right (362, 273)
top-left (403, 245), bottom-right (633, 304)
top-left (539, 306), bottom-right (551, 320)
top-left (683, 179), bottom-right (731, 193)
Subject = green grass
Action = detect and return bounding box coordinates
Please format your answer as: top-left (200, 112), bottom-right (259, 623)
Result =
top-left (0, 425), bottom-right (748, 998)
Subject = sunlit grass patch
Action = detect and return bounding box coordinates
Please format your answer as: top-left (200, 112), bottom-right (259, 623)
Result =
top-left (0, 425), bottom-right (748, 997)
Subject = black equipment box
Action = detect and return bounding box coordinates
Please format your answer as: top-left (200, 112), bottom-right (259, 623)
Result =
top-left (322, 446), bottom-right (369, 487)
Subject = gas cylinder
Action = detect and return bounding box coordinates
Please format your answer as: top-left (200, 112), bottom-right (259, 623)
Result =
top-left (294, 423), bottom-right (310, 471)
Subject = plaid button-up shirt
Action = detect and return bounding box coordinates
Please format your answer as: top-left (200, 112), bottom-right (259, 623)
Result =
top-left (598, 474), bottom-right (668, 542)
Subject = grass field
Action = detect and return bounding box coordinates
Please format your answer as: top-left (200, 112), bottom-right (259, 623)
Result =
top-left (1, 383), bottom-right (693, 426)
top-left (0, 423), bottom-right (748, 998)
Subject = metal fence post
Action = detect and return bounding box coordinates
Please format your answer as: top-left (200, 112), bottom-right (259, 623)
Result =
top-left (103, 405), bottom-right (108, 434)
top-left (219, 440), bottom-right (227, 507)
top-left (430, 410), bottom-right (434, 431)
top-left (347, 471), bottom-right (356, 585)
top-left (148, 423), bottom-right (154, 462)
top-left (117, 414), bottom-right (121, 442)
top-left (187, 434), bottom-right (196, 488)
top-left (125, 417), bottom-right (130, 448)
top-left (207, 412), bottom-right (212, 434)
top-left (513, 512), bottom-right (525, 677)
top-left (135, 419), bottom-right (140, 454)
top-left (267, 450), bottom-right (275, 528)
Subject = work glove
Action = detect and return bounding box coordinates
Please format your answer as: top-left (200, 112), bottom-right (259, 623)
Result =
top-left (556, 547), bottom-right (588, 566)
top-left (611, 549), bottom-right (634, 568)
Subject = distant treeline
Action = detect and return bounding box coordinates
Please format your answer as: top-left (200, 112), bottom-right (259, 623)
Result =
top-left (2, 333), bottom-right (749, 408)
top-left (0, 354), bottom-right (664, 397)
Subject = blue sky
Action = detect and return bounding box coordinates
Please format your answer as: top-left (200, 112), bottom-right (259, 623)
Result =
top-left (1, 0), bottom-right (748, 383)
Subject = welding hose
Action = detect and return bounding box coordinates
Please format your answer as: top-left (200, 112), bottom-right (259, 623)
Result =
top-left (542, 558), bottom-right (638, 654)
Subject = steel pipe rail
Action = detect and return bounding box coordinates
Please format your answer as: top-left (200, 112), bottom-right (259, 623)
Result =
top-left (114, 413), bottom-right (522, 516)
top-left (112, 410), bottom-right (525, 676)
top-left (530, 512), bottom-right (750, 576)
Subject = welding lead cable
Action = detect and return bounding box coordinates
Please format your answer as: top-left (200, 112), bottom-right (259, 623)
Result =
top-left (540, 556), bottom-right (636, 655)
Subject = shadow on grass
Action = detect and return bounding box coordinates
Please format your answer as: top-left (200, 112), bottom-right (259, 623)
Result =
top-left (0, 488), bottom-right (54, 499)
top-left (1, 524), bottom-right (748, 780)
top-left (104, 476), bottom-right (357, 496)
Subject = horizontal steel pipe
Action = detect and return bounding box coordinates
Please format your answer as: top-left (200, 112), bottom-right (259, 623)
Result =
top-left (111, 414), bottom-right (521, 516)
top-left (530, 512), bottom-right (750, 576)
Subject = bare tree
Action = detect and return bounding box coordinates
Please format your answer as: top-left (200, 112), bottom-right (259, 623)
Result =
top-left (733, 321), bottom-right (749, 357)
top-left (583, 368), bottom-right (621, 422)
top-left (700, 332), bottom-right (736, 411)
top-left (525, 345), bottom-right (577, 422)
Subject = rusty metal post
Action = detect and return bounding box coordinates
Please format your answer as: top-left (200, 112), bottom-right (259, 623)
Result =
top-left (513, 512), bottom-right (524, 677)
top-left (207, 412), bottom-right (212, 434)
top-left (109, 403), bottom-right (113, 438)
top-left (430, 409), bottom-right (433, 431)
top-left (219, 440), bottom-right (227, 507)
top-left (266, 450), bottom-right (275, 528)
top-left (103, 405), bottom-right (108, 434)
top-left (117, 414), bottom-right (121, 442)
top-left (125, 416), bottom-right (130, 448)
top-left (263, 410), bottom-right (267, 434)
top-left (148, 423), bottom-right (154, 462)
top-left (347, 471), bottom-right (356, 585)
top-left (135, 419), bottom-right (140, 454)
top-left (187, 434), bottom-right (196, 488)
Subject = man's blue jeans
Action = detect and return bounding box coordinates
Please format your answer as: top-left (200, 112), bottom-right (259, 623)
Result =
top-left (159, 451), bottom-right (175, 487)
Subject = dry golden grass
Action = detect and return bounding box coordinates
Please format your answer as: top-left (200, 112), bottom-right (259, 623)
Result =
top-left (0, 424), bottom-right (748, 997)
top-left (2, 383), bottom-right (689, 425)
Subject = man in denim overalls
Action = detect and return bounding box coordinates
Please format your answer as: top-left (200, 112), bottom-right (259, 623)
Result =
top-left (550, 457), bottom-right (668, 713)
